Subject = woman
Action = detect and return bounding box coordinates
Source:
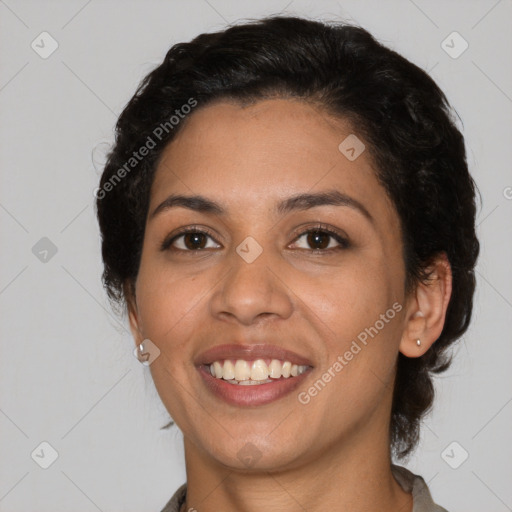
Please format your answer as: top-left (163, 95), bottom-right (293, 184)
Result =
top-left (96, 15), bottom-right (479, 512)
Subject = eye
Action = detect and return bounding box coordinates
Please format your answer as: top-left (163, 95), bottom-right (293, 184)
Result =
top-left (160, 227), bottom-right (221, 252)
top-left (290, 226), bottom-right (349, 252)
top-left (161, 224), bottom-right (349, 253)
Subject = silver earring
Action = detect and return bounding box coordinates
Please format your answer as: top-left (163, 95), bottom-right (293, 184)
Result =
top-left (416, 339), bottom-right (421, 346)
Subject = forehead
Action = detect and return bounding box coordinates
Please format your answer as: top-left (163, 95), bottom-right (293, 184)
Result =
top-left (150, 98), bottom-right (396, 224)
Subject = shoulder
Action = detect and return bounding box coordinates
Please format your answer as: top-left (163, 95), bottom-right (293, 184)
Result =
top-left (392, 465), bottom-right (449, 512)
top-left (159, 483), bottom-right (187, 512)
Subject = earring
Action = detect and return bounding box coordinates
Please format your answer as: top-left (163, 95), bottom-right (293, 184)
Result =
top-left (416, 339), bottom-right (421, 347)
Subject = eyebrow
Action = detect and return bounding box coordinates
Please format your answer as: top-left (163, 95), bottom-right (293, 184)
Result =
top-left (150, 190), bottom-right (374, 224)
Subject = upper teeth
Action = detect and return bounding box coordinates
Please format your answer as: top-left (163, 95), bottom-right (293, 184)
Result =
top-left (209, 359), bottom-right (308, 381)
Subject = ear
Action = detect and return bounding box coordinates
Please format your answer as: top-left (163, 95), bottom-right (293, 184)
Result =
top-left (125, 281), bottom-right (145, 346)
top-left (399, 252), bottom-right (453, 357)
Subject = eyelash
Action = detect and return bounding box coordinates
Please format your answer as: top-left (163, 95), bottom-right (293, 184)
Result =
top-left (160, 224), bottom-right (350, 254)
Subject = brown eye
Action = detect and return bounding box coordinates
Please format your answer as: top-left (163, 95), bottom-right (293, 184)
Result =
top-left (307, 231), bottom-right (331, 250)
top-left (161, 228), bottom-right (221, 252)
top-left (291, 228), bottom-right (349, 252)
top-left (182, 232), bottom-right (208, 250)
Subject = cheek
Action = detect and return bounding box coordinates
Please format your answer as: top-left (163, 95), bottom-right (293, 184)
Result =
top-left (301, 251), bottom-right (403, 381)
top-left (135, 261), bottom-right (208, 343)
top-left (300, 264), bottom-right (402, 418)
top-left (305, 253), bottom-right (397, 330)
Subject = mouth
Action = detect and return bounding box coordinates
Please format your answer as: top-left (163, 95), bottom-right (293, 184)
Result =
top-left (195, 344), bottom-right (314, 406)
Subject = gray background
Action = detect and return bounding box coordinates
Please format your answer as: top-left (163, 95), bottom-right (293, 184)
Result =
top-left (1, 0), bottom-right (511, 511)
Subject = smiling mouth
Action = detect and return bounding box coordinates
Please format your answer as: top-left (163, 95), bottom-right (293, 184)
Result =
top-left (205, 358), bottom-right (311, 385)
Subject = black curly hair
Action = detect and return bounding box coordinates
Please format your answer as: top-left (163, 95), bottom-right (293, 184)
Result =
top-left (95, 15), bottom-right (480, 459)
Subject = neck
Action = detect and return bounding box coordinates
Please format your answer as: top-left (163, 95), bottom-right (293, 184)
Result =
top-left (181, 428), bottom-right (412, 512)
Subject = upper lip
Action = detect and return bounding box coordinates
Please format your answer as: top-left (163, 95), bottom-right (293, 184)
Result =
top-left (195, 344), bottom-right (314, 367)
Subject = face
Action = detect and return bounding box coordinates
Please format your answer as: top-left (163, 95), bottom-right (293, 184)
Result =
top-left (129, 98), bottom-right (410, 471)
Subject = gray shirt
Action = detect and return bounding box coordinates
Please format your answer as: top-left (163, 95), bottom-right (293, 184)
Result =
top-left (159, 465), bottom-right (448, 511)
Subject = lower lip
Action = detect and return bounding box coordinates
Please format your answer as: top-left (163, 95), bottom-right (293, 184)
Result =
top-left (197, 365), bottom-right (312, 407)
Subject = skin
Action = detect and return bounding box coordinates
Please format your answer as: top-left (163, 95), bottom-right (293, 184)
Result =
top-left (127, 98), bottom-right (452, 512)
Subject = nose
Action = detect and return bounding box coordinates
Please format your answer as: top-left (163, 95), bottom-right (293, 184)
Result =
top-left (210, 244), bottom-right (294, 326)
